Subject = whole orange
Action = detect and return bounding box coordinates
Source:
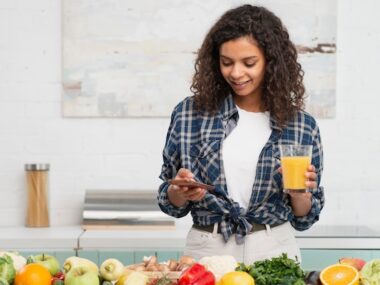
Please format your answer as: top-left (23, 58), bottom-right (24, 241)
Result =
top-left (14, 263), bottom-right (52, 285)
top-left (219, 271), bottom-right (255, 285)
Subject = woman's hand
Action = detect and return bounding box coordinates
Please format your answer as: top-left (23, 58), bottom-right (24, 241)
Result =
top-left (167, 168), bottom-right (207, 207)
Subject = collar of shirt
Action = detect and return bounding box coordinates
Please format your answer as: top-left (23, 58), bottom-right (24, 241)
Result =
top-left (219, 94), bottom-right (282, 132)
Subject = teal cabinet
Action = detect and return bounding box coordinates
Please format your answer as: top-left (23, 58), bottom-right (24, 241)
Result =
top-left (156, 251), bottom-right (181, 262)
top-left (77, 251), bottom-right (99, 264)
top-left (301, 249), bottom-right (373, 271)
top-left (18, 250), bottom-right (76, 266)
top-left (75, 249), bottom-right (379, 271)
top-left (77, 250), bottom-right (184, 266)
top-left (99, 251), bottom-right (134, 266)
top-left (55, 251), bottom-right (77, 265)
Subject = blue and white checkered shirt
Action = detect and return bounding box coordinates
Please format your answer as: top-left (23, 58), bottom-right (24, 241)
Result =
top-left (158, 94), bottom-right (324, 244)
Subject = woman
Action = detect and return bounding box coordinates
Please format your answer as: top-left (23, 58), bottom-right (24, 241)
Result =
top-left (157, 4), bottom-right (324, 264)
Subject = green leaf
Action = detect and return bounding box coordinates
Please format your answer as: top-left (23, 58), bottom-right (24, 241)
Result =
top-left (245, 253), bottom-right (305, 285)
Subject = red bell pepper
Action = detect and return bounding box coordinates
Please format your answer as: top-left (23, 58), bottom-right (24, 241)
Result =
top-left (178, 263), bottom-right (215, 285)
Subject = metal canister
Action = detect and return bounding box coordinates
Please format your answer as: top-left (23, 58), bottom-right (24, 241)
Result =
top-left (25, 163), bottom-right (50, 227)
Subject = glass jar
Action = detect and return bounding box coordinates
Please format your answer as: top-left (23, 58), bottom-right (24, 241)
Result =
top-left (25, 163), bottom-right (50, 227)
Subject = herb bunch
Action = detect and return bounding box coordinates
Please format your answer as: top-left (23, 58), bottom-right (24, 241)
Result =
top-left (236, 253), bottom-right (306, 285)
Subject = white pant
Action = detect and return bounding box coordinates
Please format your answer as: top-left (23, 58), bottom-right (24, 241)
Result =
top-left (184, 222), bottom-right (301, 264)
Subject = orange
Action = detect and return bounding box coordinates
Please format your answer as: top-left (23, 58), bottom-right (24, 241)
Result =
top-left (320, 263), bottom-right (359, 285)
top-left (218, 271), bottom-right (255, 285)
top-left (14, 263), bottom-right (52, 285)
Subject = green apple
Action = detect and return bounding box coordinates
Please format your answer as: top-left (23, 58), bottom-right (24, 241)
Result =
top-left (32, 254), bottom-right (61, 276)
top-left (64, 266), bottom-right (99, 285)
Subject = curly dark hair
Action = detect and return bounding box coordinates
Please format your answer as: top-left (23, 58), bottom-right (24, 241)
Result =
top-left (191, 4), bottom-right (305, 128)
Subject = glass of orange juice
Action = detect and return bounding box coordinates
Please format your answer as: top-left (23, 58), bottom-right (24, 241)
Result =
top-left (279, 145), bottom-right (312, 193)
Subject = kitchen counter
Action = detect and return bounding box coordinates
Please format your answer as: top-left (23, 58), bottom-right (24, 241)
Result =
top-left (79, 228), bottom-right (187, 250)
top-left (297, 225), bottom-right (380, 249)
top-left (0, 226), bottom-right (83, 250)
top-left (1, 225), bottom-right (380, 251)
top-left (2, 224), bottom-right (380, 270)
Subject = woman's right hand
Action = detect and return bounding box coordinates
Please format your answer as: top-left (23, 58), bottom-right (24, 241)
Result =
top-left (167, 168), bottom-right (207, 207)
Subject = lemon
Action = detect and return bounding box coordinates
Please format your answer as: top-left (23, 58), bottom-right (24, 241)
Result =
top-left (219, 271), bottom-right (255, 285)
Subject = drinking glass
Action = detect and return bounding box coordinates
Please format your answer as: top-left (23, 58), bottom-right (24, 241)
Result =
top-left (279, 145), bottom-right (312, 193)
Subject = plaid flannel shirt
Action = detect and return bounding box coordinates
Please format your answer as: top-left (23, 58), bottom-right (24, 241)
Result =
top-left (158, 94), bottom-right (324, 244)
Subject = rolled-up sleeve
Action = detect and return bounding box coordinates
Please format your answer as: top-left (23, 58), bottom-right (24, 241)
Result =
top-left (157, 105), bottom-right (192, 218)
top-left (291, 121), bottom-right (325, 230)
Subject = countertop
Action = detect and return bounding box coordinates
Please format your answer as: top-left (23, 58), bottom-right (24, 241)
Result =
top-left (1, 225), bottom-right (380, 251)
top-left (296, 225), bottom-right (380, 249)
top-left (0, 226), bottom-right (83, 250)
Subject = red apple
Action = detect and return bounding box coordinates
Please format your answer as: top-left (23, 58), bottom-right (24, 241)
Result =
top-left (339, 257), bottom-right (366, 271)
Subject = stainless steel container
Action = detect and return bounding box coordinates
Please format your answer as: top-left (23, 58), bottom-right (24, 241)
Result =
top-left (82, 189), bottom-right (175, 230)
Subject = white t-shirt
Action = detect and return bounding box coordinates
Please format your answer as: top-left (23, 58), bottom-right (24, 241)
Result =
top-left (222, 106), bottom-right (271, 209)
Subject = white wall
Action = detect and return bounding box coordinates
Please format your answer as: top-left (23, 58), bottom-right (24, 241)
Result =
top-left (0, 0), bottom-right (379, 228)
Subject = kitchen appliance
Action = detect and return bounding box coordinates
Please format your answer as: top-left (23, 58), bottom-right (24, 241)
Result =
top-left (82, 189), bottom-right (175, 230)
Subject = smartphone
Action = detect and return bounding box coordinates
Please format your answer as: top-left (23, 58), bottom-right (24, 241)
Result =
top-left (168, 179), bottom-right (215, 191)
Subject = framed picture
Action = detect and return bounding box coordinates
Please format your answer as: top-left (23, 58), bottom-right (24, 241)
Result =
top-left (62, 0), bottom-right (336, 118)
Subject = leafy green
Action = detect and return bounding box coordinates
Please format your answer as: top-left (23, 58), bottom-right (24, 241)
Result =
top-left (236, 253), bottom-right (305, 285)
top-left (361, 259), bottom-right (380, 285)
top-left (0, 255), bottom-right (16, 284)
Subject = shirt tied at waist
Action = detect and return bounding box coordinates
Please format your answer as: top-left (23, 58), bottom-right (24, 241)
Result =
top-left (195, 200), bottom-right (252, 245)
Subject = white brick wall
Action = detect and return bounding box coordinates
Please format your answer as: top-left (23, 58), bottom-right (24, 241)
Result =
top-left (0, 0), bottom-right (379, 229)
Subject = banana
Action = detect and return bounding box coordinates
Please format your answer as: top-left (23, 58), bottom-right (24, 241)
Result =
top-left (63, 256), bottom-right (99, 274)
top-left (100, 258), bottom-right (124, 281)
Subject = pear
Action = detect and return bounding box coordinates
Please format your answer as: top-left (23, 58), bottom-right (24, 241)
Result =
top-left (99, 258), bottom-right (124, 281)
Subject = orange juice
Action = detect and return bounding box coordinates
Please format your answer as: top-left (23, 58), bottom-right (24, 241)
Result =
top-left (281, 156), bottom-right (311, 190)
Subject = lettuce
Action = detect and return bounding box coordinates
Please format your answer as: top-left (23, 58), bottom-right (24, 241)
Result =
top-left (0, 255), bottom-right (16, 284)
top-left (361, 259), bottom-right (380, 285)
top-left (0, 251), bottom-right (26, 272)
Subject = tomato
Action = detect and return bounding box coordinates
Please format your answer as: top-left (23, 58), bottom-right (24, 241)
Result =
top-left (219, 271), bottom-right (255, 285)
top-left (14, 263), bottom-right (52, 285)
